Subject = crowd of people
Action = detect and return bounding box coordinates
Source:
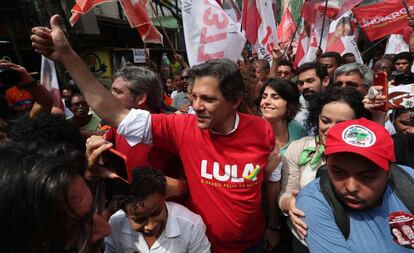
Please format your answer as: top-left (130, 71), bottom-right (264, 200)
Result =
top-left (0, 13), bottom-right (414, 253)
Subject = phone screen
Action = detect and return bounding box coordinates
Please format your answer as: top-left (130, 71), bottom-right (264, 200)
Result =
top-left (101, 148), bottom-right (131, 184)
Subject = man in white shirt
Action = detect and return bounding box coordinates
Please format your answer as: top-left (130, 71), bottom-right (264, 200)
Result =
top-left (105, 167), bottom-right (210, 253)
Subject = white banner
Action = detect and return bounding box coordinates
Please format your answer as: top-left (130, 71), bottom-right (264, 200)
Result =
top-left (255, 0), bottom-right (278, 65)
top-left (182, 0), bottom-right (246, 67)
top-left (133, 49), bottom-right (149, 63)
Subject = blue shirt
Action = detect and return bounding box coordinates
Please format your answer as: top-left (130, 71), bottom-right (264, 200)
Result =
top-left (296, 165), bottom-right (414, 253)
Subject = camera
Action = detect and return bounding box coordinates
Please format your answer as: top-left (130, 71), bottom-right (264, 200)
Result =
top-left (0, 67), bottom-right (20, 88)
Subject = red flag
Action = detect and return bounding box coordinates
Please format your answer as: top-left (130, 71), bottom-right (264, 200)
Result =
top-left (277, 8), bottom-right (297, 44)
top-left (242, 0), bottom-right (261, 44)
top-left (353, 0), bottom-right (414, 41)
top-left (301, 0), bottom-right (363, 25)
top-left (70, 0), bottom-right (115, 26)
top-left (119, 0), bottom-right (163, 44)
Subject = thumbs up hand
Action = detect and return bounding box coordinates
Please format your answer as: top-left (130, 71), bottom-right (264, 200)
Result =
top-left (31, 15), bottom-right (74, 63)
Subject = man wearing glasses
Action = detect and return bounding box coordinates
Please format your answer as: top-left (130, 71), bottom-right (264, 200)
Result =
top-left (333, 63), bottom-right (374, 96)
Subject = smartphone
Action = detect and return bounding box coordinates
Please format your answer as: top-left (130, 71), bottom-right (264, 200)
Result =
top-left (372, 71), bottom-right (389, 111)
top-left (101, 148), bottom-right (131, 184)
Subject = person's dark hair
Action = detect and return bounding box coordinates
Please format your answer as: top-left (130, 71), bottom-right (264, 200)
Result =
top-left (278, 59), bottom-right (295, 72)
top-left (8, 113), bottom-right (85, 152)
top-left (297, 62), bottom-right (328, 81)
top-left (306, 87), bottom-right (370, 134)
top-left (66, 92), bottom-right (85, 108)
top-left (116, 167), bottom-right (166, 210)
top-left (114, 66), bottom-right (163, 111)
top-left (188, 58), bottom-right (245, 102)
top-left (0, 142), bottom-right (88, 253)
top-left (255, 59), bottom-right (270, 72)
top-left (393, 52), bottom-right (413, 65)
top-left (260, 78), bottom-right (300, 122)
top-left (321, 51), bottom-right (343, 66)
top-left (342, 52), bottom-right (355, 62)
top-left (390, 108), bottom-right (414, 123)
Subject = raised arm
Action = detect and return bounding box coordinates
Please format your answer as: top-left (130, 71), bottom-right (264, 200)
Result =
top-left (31, 15), bottom-right (128, 127)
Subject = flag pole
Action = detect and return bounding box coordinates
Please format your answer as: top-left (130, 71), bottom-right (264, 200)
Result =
top-left (283, 16), bottom-right (302, 60)
top-left (361, 35), bottom-right (390, 56)
top-left (318, 0), bottom-right (329, 49)
top-left (402, 0), bottom-right (413, 19)
top-left (149, 1), bottom-right (177, 54)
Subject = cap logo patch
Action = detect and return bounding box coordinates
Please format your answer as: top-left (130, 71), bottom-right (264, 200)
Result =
top-left (342, 124), bottom-right (376, 147)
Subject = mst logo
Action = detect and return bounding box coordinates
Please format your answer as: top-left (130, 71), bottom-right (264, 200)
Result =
top-left (200, 160), bottom-right (258, 183)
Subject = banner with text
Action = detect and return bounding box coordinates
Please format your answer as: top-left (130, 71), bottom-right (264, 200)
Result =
top-left (353, 0), bottom-right (414, 41)
top-left (256, 0), bottom-right (278, 64)
top-left (182, 0), bottom-right (246, 66)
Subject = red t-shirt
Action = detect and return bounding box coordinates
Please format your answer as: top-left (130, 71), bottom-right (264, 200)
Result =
top-left (151, 113), bottom-right (275, 253)
top-left (105, 127), bottom-right (182, 179)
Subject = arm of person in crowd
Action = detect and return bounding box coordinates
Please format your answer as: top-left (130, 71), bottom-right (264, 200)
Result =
top-left (0, 62), bottom-right (54, 118)
top-left (264, 180), bottom-right (281, 252)
top-left (296, 189), bottom-right (351, 253)
top-left (85, 135), bottom-right (187, 198)
top-left (268, 43), bottom-right (285, 79)
top-left (31, 15), bottom-right (128, 128)
top-left (166, 177), bottom-right (188, 198)
top-left (278, 143), bottom-right (308, 238)
top-left (263, 141), bottom-right (282, 252)
top-left (174, 53), bottom-right (190, 70)
top-left (363, 86), bottom-right (387, 126)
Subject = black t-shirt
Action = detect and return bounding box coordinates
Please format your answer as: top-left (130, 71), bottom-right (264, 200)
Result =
top-left (392, 133), bottom-right (414, 168)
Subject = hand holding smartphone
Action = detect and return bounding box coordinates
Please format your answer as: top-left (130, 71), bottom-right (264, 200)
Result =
top-left (101, 148), bottom-right (131, 184)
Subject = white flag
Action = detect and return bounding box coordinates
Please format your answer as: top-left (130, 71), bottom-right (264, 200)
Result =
top-left (40, 56), bottom-right (61, 106)
top-left (182, 0), bottom-right (246, 67)
top-left (385, 34), bottom-right (409, 55)
top-left (255, 0), bottom-right (278, 65)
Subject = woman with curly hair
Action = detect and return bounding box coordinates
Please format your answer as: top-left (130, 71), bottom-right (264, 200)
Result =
top-left (277, 87), bottom-right (370, 253)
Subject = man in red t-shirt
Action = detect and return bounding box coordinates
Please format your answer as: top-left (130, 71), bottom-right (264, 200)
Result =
top-left (32, 17), bottom-right (282, 252)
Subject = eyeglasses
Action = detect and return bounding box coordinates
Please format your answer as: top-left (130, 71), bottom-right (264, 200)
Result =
top-left (333, 81), bottom-right (364, 88)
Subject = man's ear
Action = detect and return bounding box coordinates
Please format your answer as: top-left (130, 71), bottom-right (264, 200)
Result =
top-left (134, 93), bottom-right (148, 107)
top-left (322, 76), bottom-right (330, 88)
top-left (233, 95), bottom-right (244, 109)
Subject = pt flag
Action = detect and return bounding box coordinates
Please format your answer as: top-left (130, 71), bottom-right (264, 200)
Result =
top-left (70, 0), bottom-right (115, 26)
top-left (181, 0), bottom-right (246, 66)
top-left (277, 8), bottom-right (296, 45)
top-left (353, 0), bottom-right (414, 41)
top-left (301, 0), bottom-right (363, 25)
top-left (119, 0), bottom-right (163, 44)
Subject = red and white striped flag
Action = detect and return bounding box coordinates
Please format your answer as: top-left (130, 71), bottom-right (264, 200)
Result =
top-left (294, 20), bottom-right (310, 67)
top-left (119, 0), bottom-right (163, 44)
top-left (277, 8), bottom-right (296, 45)
top-left (70, 0), bottom-right (115, 26)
